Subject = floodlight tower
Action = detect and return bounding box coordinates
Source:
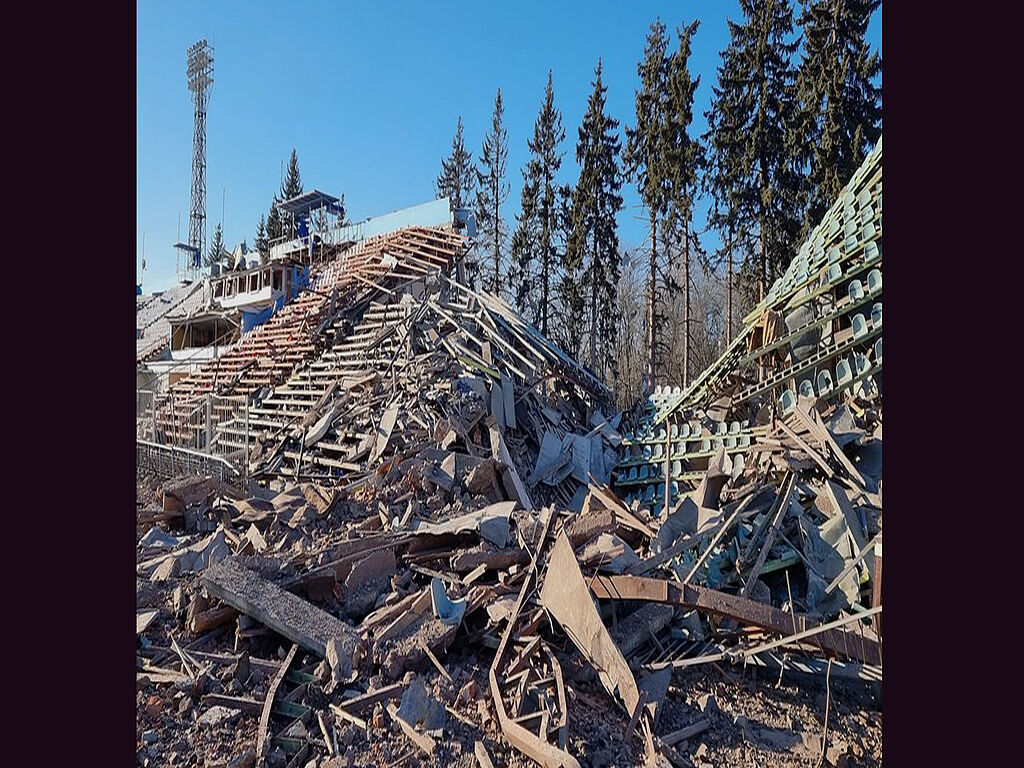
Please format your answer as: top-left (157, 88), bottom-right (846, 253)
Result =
top-left (186, 39), bottom-right (214, 268)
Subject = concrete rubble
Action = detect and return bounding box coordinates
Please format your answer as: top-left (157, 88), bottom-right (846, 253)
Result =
top-left (137, 147), bottom-right (882, 768)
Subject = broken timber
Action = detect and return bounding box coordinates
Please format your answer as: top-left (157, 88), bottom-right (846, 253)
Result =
top-left (258, 642), bottom-right (297, 767)
top-left (588, 574), bottom-right (880, 665)
top-left (487, 506), bottom-right (580, 768)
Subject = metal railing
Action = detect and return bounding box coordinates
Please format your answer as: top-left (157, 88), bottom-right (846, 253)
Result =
top-left (136, 439), bottom-right (239, 486)
top-left (137, 389), bottom-right (252, 486)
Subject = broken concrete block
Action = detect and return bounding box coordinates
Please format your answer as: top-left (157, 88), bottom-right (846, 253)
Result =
top-left (609, 603), bottom-right (675, 657)
top-left (197, 705), bottom-right (242, 728)
top-left (344, 549), bottom-right (397, 619)
top-left (579, 532), bottom-right (641, 574)
top-left (395, 675), bottom-right (447, 734)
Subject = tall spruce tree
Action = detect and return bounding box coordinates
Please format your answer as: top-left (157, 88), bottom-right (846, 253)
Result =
top-left (795, 0), bottom-right (882, 231)
top-left (509, 182), bottom-right (539, 325)
top-left (476, 90), bottom-right (510, 296)
top-left (279, 149), bottom-right (304, 241)
top-left (266, 194), bottom-right (282, 245)
top-left (570, 59), bottom-right (624, 378)
top-left (436, 116), bottom-right (476, 211)
top-left (205, 222), bottom-right (225, 268)
top-left (254, 214), bottom-right (269, 264)
top-left (517, 71), bottom-right (566, 337)
top-left (264, 149), bottom-right (303, 247)
top-left (706, 0), bottom-right (802, 304)
top-left (663, 20), bottom-right (705, 386)
top-left (555, 182), bottom-right (586, 359)
top-left (704, 30), bottom-right (749, 343)
top-left (624, 19), bottom-right (672, 390)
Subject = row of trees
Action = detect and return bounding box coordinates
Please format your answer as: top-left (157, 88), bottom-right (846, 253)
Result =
top-left (204, 149), bottom-right (308, 268)
top-left (436, 0), bottom-right (880, 404)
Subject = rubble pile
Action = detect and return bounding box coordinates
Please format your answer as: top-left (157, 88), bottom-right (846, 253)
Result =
top-left (137, 403), bottom-right (880, 767)
top-left (137, 145), bottom-right (882, 768)
top-left (243, 275), bottom-right (621, 517)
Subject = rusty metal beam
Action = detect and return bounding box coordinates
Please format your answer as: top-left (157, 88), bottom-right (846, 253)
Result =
top-left (589, 574), bottom-right (880, 665)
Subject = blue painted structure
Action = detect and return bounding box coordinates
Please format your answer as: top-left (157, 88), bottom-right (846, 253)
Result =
top-left (326, 198), bottom-right (452, 246)
top-left (239, 264), bottom-right (309, 333)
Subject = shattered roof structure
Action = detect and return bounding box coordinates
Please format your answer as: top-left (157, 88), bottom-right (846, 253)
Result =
top-left (137, 280), bottom-right (207, 363)
top-left (615, 137), bottom-right (882, 517)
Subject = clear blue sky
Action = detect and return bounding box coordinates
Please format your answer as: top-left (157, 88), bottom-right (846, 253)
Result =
top-left (137, 0), bottom-right (881, 292)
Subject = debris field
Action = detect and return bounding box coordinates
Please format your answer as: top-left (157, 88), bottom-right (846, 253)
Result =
top-left (137, 145), bottom-right (882, 768)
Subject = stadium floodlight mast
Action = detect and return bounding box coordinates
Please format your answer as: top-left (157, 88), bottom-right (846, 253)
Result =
top-left (186, 39), bottom-right (214, 270)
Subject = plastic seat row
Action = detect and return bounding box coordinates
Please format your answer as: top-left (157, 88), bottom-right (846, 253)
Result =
top-left (621, 457), bottom-right (747, 513)
top-left (779, 337), bottom-right (883, 413)
top-left (848, 269), bottom-right (883, 301)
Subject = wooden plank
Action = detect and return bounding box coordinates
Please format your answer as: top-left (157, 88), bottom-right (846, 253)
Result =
top-left (661, 719), bottom-right (709, 746)
top-left (369, 401), bottom-right (399, 464)
top-left (137, 609), bottom-right (159, 635)
top-left (825, 534), bottom-right (880, 596)
top-left (488, 416), bottom-right (533, 510)
top-left (777, 420), bottom-right (834, 478)
top-left (501, 372), bottom-right (516, 430)
top-left (335, 682), bottom-right (404, 712)
top-left (740, 471), bottom-right (795, 598)
top-left (258, 643), bottom-right (297, 767)
top-left (329, 702), bottom-right (367, 730)
top-left (475, 740), bottom-right (497, 768)
top-left (680, 493), bottom-right (757, 583)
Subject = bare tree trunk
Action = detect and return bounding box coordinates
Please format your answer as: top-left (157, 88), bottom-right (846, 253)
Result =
top-left (683, 220), bottom-right (690, 388)
top-left (492, 178), bottom-right (500, 294)
top-left (759, 161), bottom-right (767, 302)
top-left (726, 225), bottom-right (733, 344)
top-left (541, 229), bottom-right (549, 337)
top-left (646, 214), bottom-right (658, 393)
top-left (759, 221), bottom-right (766, 303)
top-left (590, 236), bottom-right (598, 374)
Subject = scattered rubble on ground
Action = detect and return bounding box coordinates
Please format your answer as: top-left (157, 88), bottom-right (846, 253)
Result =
top-left (137, 145), bottom-right (882, 767)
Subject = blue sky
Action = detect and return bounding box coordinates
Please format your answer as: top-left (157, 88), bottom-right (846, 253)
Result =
top-left (137, 1), bottom-right (881, 292)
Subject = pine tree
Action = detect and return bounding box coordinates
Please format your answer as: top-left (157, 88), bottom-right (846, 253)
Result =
top-left (555, 182), bottom-right (585, 358)
top-left (663, 20), bottom-right (705, 387)
top-left (279, 149), bottom-right (304, 241)
top-left (205, 222), bottom-right (225, 268)
top-left (436, 116), bottom-right (476, 211)
top-left (282, 148), bottom-right (303, 199)
top-left (266, 194), bottom-right (282, 246)
top-left (624, 19), bottom-right (673, 390)
top-left (475, 90), bottom-right (511, 296)
top-left (705, 0), bottom-right (802, 305)
top-left (570, 59), bottom-right (624, 379)
top-left (795, 0), bottom-right (881, 231)
top-left (254, 215), bottom-right (269, 264)
top-left (704, 33), bottom-right (749, 344)
top-left (514, 71), bottom-right (566, 338)
top-left (509, 190), bottom-right (539, 325)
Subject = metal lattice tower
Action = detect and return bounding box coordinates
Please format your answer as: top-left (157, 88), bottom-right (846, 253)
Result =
top-left (186, 39), bottom-right (214, 262)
